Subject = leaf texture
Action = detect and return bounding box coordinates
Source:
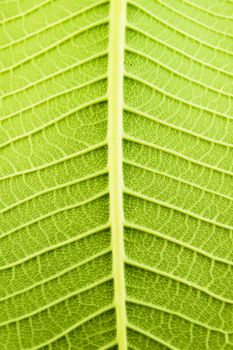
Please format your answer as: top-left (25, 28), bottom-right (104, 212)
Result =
top-left (0, 0), bottom-right (233, 349)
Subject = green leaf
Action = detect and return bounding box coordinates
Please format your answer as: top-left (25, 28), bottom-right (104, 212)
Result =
top-left (0, 0), bottom-right (233, 349)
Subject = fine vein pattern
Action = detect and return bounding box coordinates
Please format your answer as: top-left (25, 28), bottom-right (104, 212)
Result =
top-left (0, 0), bottom-right (233, 349)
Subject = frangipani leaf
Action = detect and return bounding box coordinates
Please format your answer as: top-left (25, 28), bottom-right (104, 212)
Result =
top-left (0, 0), bottom-right (233, 349)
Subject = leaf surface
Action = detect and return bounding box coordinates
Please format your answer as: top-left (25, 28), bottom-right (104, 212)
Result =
top-left (0, 0), bottom-right (233, 349)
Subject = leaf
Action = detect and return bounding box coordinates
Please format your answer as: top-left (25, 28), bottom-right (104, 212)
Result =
top-left (0, 0), bottom-right (233, 349)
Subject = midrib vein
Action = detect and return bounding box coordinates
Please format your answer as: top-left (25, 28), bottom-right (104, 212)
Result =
top-left (108, 0), bottom-right (127, 349)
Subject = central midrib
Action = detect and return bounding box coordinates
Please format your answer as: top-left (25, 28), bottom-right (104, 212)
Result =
top-left (108, 0), bottom-right (127, 349)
